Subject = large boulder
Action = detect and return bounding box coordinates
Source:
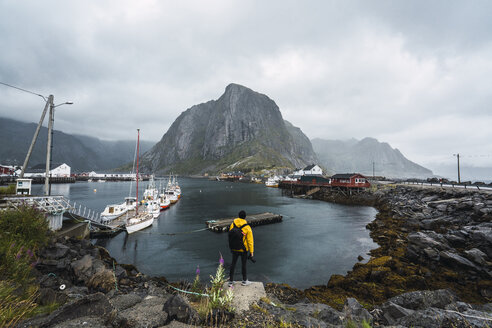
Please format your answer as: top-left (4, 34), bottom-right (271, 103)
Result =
top-left (162, 294), bottom-right (199, 325)
top-left (19, 293), bottom-right (114, 328)
top-left (71, 254), bottom-right (94, 283)
top-left (379, 301), bottom-right (414, 325)
top-left (386, 289), bottom-right (457, 310)
top-left (397, 307), bottom-right (492, 328)
top-left (110, 293), bottom-right (143, 311)
top-left (117, 295), bottom-right (168, 328)
top-left (342, 298), bottom-right (372, 323)
top-left (88, 268), bottom-right (116, 292)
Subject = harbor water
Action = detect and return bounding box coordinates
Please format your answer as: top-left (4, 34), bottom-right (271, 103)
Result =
top-left (32, 178), bottom-right (377, 289)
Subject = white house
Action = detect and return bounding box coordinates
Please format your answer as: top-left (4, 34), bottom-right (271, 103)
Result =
top-left (50, 163), bottom-right (71, 177)
top-left (294, 164), bottom-right (323, 176)
top-left (24, 163), bottom-right (71, 178)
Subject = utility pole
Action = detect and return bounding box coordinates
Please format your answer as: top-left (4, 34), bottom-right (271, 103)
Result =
top-left (456, 153), bottom-right (461, 184)
top-left (20, 97), bottom-right (51, 178)
top-left (372, 161), bottom-right (375, 179)
top-left (44, 95), bottom-right (55, 195)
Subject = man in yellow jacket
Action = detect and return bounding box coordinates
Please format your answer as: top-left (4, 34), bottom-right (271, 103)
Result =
top-left (228, 210), bottom-right (254, 286)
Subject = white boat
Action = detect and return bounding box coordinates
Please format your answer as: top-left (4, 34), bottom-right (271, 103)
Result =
top-left (265, 177), bottom-right (279, 188)
top-left (100, 203), bottom-right (128, 223)
top-left (143, 175), bottom-right (159, 201)
top-left (126, 129), bottom-right (154, 233)
top-left (144, 199), bottom-right (161, 218)
top-left (126, 212), bottom-right (154, 234)
top-left (124, 196), bottom-right (137, 211)
top-left (164, 175), bottom-right (179, 203)
top-left (159, 194), bottom-right (171, 210)
top-left (164, 190), bottom-right (178, 204)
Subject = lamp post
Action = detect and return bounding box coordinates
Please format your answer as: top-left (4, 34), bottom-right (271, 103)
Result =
top-left (453, 153), bottom-right (461, 184)
top-left (44, 97), bottom-right (73, 195)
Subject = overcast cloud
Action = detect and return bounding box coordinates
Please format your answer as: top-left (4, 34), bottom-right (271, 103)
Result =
top-left (1, 0), bottom-right (491, 178)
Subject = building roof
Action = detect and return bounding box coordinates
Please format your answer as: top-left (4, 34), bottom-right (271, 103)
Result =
top-left (331, 173), bottom-right (367, 179)
top-left (29, 163), bottom-right (68, 173)
top-left (303, 164), bottom-right (318, 170)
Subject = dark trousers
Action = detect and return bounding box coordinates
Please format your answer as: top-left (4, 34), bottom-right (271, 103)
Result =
top-left (229, 251), bottom-right (247, 281)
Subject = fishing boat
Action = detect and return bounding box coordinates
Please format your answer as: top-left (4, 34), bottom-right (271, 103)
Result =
top-left (143, 175), bottom-right (159, 201)
top-left (159, 193), bottom-right (171, 210)
top-left (164, 175), bottom-right (179, 204)
top-left (173, 175), bottom-right (181, 198)
top-left (126, 129), bottom-right (153, 234)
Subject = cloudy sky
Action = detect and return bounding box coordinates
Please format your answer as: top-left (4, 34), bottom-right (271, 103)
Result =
top-left (1, 1), bottom-right (491, 179)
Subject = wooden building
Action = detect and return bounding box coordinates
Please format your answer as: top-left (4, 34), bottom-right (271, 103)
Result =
top-left (330, 173), bottom-right (370, 188)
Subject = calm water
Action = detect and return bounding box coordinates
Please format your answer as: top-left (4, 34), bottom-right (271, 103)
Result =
top-left (32, 178), bottom-right (377, 289)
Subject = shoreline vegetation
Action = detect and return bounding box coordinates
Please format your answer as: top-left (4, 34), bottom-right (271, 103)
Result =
top-left (2, 183), bottom-right (491, 327)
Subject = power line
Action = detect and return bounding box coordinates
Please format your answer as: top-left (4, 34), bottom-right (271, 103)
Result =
top-left (0, 81), bottom-right (46, 101)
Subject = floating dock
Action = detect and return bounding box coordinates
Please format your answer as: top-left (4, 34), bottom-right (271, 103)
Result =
top-left (206, 212), bottom-right (283, 232)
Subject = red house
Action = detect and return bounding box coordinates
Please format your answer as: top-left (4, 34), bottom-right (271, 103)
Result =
top-left (330, 173), bottom-right (370, 188)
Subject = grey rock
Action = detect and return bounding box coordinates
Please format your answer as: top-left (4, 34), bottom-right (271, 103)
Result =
top-left (166, 320), bottom-right (195, 328)
top-left (118, 295), bottom-right (168, 328)
top-left (19, 292), bottom-right (114, 328)
top-left (387, 289), bottom-right (457, 310)
top-left (45, 243), bottom-right (70, 259)
top-left (115, 264), bottom-right (128, 278)
top-left (162, 294), bottom-right (198, 324)
top-left (464, 248), bottom-right (488, 265)
top-left (398, 307), bottom-right (492, 328)
top-left (423, 247), bottom-right (440, 261)
top-left (259, 301), bottom-right (330, 328)
top-left (379, 301), bottom-right (414, 325)
top-left (395, 307), bottom-right (456, 328)
top-left (407, 232), bottom-right (449, 251)
top-left (64, 286), bottom-right (89, 300)
top-left (38, 287), bottom-right (68, 306)
top-left (445, 301), bottom-right (473, 312)
top-left (71, 254), bottom-right (94, 282)
top-left (342, 298), bottom-right (372, 322)
top-left (440, 251), bottom-right (481, 271)
top-left (110, 293), bottom-right (143, 311)
top-left (436, 204), bottom-right (448, 212)
top-left (317, 306), bottom-right (344, 325)
top-left (422, 195), bottom-right (439, 202)
top-left (50, 316), bottom-right (108, 328)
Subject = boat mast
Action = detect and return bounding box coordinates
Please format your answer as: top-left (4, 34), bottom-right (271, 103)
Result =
top-left (136, 129), bottom-right (140, 215)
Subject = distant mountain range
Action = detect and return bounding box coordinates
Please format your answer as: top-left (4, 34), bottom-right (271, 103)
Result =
top-left (0, 117), bottom-right (154, 172)
top-left (311, 137), bottom-right (433, 178)
top-left (1, 84), bottom-right (435, 178)
top-left (140, 84), bottom-right (318, 174)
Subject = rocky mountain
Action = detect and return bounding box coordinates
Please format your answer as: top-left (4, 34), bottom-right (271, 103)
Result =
top-left (312, 137), bottom-right (433, 178)
top-left (0, 117), bottom-right (154, 172)
top-left (140, 83), bottom-right (318, 174)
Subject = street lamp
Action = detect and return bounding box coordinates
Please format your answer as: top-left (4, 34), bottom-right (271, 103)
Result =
top-left (453, 153), bottom-right (461, 184)
top-left (45, 97), bottom-right (73, 195)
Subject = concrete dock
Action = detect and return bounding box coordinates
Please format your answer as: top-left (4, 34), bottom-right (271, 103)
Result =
top-left (206, 212), bottom-right (283, 232)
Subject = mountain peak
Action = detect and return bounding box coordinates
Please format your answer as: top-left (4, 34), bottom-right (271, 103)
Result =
top-left (140, 85), bottom-right (317, 174)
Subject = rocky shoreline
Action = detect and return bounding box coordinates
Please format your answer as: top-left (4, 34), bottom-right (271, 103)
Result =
top-left (19, 184), bottom-right (492, 327)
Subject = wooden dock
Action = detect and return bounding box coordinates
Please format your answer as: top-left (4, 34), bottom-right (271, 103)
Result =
top-left (206, 212), bottom-right (283, 232)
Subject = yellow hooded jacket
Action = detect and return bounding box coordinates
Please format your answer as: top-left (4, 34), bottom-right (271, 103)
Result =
top-left (229, 218), bottom-right (254, 253)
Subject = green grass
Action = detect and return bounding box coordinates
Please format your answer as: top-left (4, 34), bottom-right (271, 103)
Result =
top-left (0, 184), bottom-right (16, 195)
top-left (0, 205), bottom-right (52, 325)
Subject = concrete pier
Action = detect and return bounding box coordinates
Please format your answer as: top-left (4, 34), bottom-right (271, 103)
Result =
top-left (206, 212), bottom-right (283, 232)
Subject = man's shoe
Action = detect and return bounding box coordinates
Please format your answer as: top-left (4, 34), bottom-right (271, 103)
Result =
top-left (228, 281), bottom-right (234, 287)
top-left (241, 280), bottom-right (252, 286)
